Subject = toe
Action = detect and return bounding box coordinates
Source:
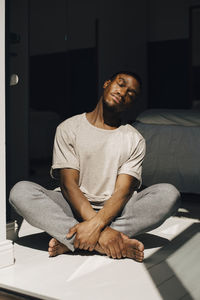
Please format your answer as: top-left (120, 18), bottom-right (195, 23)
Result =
top-left (137, 242), bottom-right (144, 252)
top-left (136, 257), bottom-right (143, 262)
top-left (49, 238), bottom-right (59, 248)
top-left (134, 249), bottom-right (143, 257)
top-left (48, 248), bottom-right (57, 257)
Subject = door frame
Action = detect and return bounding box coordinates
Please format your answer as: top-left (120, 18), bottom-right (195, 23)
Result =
top-left (0, 0), bottom-right (14, 268)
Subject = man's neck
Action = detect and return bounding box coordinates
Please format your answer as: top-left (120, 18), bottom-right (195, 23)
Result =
top-left (86, 98), bottom-right (121, 130)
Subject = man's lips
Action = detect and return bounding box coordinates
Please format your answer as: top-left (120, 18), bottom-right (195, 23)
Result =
top-left (111, 94), bottom-right (122, 104)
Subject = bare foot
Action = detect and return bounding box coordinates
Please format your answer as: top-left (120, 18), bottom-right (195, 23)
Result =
top-left (94, 234), bottom-right (144, 262)
top-left (121, 233), bottom-right (144, 262)
top-left (48, 238), bottom-right (71, 257)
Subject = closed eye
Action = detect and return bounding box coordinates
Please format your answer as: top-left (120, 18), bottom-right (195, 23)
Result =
top-left (128, 89), bottom-right (138, 97)
top-left (117, 81), bottom-right (125, 87)
top-left (128, 91), bottom-right (135, 97)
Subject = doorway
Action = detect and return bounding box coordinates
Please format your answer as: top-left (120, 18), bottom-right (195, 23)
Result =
top-left (6, 0), bottom-right (98, 222)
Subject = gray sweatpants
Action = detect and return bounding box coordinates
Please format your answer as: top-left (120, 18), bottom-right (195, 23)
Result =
top-left (9, 181), bottom-right (181, 251)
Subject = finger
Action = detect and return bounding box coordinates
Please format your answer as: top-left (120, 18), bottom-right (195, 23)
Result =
top-left (119, 239), bottom-right (126, 258)
top-left (79, 243), bottom-right (85, 250)
top-left (88, 245), bottom-right (95, 251)
top-left (84, 244), bottom-right (90, 251)
top-left (90, 240), bottom-right (99, 252)
top-left (113, 242), bottom-right (122, 259)
top-left (66, 226), bottom-right (77, 239)
top-left (101, 244), bottom-right (111, 257)
top-left (73, 237), bottom-right (80, 249)
top-left (109, 244), bottom-right (117, 259)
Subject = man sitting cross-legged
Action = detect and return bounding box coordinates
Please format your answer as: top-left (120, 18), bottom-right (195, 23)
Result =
top-left (9, 71), bottom-right (181, 261)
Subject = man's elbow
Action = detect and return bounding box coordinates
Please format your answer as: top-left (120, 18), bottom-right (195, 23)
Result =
top-left (124, 180), bottom-right (140, 198)
top-left (115, 186), bottom-right (135, 201)
top-left (60, 180), bottom-right (78, 194)
top-left (59, 169), bottom-right (79, 193)
top-left (125, 188), bottom-right (135, 199)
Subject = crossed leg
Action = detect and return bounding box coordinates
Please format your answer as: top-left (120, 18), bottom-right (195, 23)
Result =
top-left (9, 181), bottom-right (180, 261)
top-left (48, 183), bottom-right (180, 260)
top-left (110, 183), bottom-right (181, 237)
top-left (9, 181), bottom-right (78, 252)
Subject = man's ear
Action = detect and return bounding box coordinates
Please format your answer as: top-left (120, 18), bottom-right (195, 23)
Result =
top-left (103, 80), bottom-right (111, 89)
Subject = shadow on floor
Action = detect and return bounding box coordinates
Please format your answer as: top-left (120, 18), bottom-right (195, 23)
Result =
top-left (0, 288), bottom-right (39, 300)
top-left (15, 231), bottom-right (170, 256)
top-left (176, 193), bottom-right (200, 221)
top-left (16, 232), bottom-right (51, 252)
top-left (15, 232), bottom-right (100, 257)
top-left (145, 223), bottom-right (200, 300)
top-left (136, 233), bottom-right (170, 249)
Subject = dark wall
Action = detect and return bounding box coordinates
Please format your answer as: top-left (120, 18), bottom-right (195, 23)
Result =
top-left (148, 39), bottom-right (190, 109)
top-left (30, 48), bottom-right (98, 120)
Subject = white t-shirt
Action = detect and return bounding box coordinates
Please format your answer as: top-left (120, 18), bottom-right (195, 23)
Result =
top-left (51, 113), bottom-right (146, 208)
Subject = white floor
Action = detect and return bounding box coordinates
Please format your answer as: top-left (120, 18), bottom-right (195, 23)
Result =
top-left (0, 202), bottom-right (199, 300)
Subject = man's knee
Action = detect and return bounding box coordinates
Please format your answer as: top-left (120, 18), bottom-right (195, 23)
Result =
top-left (9, 180), bottom-right (32, 208)
top-left (159, 183), bottom-right (181, 213)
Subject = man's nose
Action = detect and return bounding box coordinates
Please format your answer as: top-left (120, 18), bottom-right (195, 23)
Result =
top-left (118, 87), bottom-right (128, 97)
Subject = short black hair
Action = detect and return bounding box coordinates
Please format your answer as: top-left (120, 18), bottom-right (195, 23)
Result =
top-left (108, 70), bottom-right (142, 90)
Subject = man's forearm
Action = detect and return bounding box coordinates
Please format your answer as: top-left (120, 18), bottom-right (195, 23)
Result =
top-left (61, 183), bottom-right (96, 221)
top-left (94, 188), bottom-right (133, 228)
top-left (93, 174), bottom-right (139, 229)
top-left (61, 184), bottom-right (132, 231)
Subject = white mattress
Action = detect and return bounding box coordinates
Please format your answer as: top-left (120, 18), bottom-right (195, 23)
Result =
top-left (136, 109), bottom-right (200, 127)
top-left (134, 110), bottom-right (200, 194)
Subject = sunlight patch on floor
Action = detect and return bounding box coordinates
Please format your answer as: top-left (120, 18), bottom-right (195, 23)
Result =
top-left (0, 203), bottom-right (199, 300)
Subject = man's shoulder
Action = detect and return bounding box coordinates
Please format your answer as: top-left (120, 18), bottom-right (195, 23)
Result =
top-left (122, 124), bottom-right (145, 142)
top-left (58, 113), bottom-right (85, 131)
top-left (121, 125), bottom-right (145, 154)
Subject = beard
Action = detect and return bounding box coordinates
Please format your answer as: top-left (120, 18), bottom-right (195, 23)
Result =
top-left (102, 95), bottom-right (123, 114)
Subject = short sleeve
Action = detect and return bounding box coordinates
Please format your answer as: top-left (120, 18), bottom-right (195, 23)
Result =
top-left (50, 124), bottom-right (79, 179)
top-left (118, 138), bottom-right (146, 186)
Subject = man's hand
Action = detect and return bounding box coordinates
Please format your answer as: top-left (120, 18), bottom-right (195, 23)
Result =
top-left (98, 227), bottom-right (126, 259)
top-left (67, 219), bottom-right (102, 251)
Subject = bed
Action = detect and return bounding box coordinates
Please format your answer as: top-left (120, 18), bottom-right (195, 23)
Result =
top-left (133, 109), bottom-right (200, 194)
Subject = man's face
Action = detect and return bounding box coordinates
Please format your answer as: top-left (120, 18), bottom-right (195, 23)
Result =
top-left (102, 74), bottom-right (140, 113)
